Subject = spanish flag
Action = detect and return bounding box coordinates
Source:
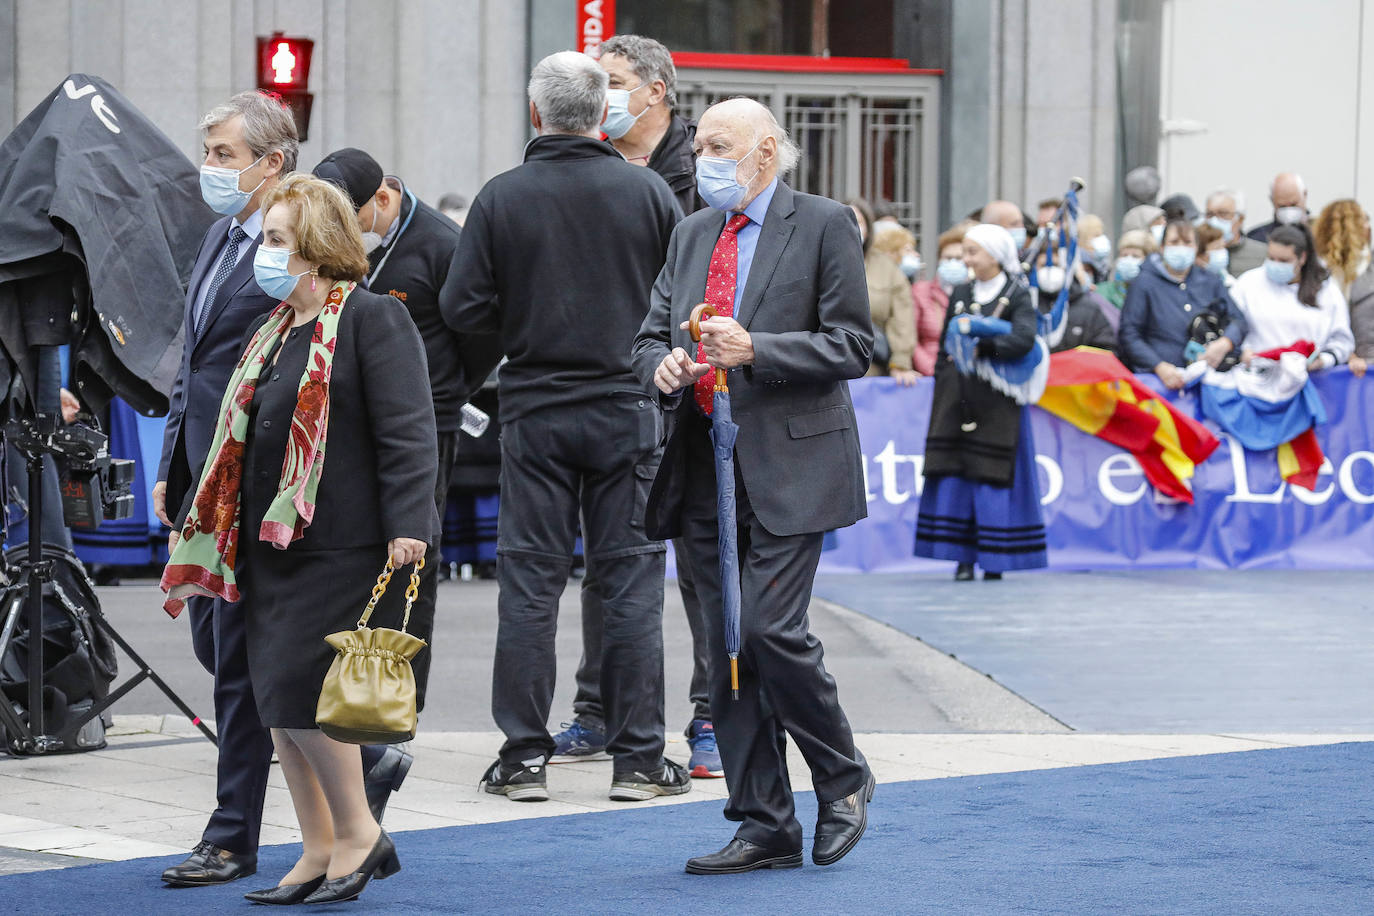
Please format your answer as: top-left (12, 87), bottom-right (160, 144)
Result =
top-left (1037, 348), bottom-right (1220, 503)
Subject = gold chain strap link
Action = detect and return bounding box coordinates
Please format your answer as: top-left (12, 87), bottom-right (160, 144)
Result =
top-left (355, 558), bottom-right (396, 628)
top-left (401, 556), bottom-right (425, 634)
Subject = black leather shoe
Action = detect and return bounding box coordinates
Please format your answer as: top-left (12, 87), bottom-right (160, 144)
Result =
top-left (954, 562), bottom-right (975, 581)
top-left (302, 830), bottom-right (400, 904)
top-left (244, 875), bottom-right (325, 905)
top-left (983, 571), bottom-right (1003, 581)
top-left (364, 745), bottom-right (414, 823)
top-left (161, 841), bottom-right (258, 886)
top-left (813, 771), bottom-right (876, 866)
top-left (685, 838), bottom-right (803, 875)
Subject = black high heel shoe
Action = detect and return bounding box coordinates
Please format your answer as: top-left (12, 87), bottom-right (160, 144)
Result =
top-left (302, 830), bottom-right (400, 905)
top-left (244, 874), bottom-right (326, 905)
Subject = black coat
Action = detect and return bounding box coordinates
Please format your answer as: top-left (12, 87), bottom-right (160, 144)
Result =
top-left (366, 191), bottom-right (484, 432)
top-left (440, 134), bottom-right (680, 422)
top-left (924, 275), bottom-right (1036, 485)
top-left (647, 114), bottom-right (704, 217)
top-left (160, 216), bottom-right (279, 517)
top-left (1052, 285), bottom-right (1118, 353)
top-left (181, 287), bottom-right (440, 549)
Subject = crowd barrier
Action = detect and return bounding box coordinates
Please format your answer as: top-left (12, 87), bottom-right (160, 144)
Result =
top-left (60, 369), bottom-right (1374, 574)
top-left (828, 369), bottom-right (1374, 572)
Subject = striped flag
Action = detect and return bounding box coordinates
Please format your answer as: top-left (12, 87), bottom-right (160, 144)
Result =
top-left (1182, 341), bottom-right (1326, 491)
top-left (1037, 347), bottom-right (1220, 503)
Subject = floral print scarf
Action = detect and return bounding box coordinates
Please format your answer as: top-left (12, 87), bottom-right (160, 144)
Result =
top-left (160, 281), bottom-right (352, 618)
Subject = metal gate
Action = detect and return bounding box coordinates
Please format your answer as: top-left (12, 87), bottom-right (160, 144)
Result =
top-left (676, 67), bottom-right (941, 259)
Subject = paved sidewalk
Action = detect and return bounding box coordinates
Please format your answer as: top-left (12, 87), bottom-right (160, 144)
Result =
top-left (1, 714), bottom-right (1366, 874)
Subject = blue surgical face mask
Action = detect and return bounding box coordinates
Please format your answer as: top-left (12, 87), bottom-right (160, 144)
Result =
top-left (696, 140), bottom-right (763, 212)
top-left (938, 258), bottom-right (969, 287)
top-left (1009, 226), bottom-right (1028, 249)
top-left (602, 84), bottom-right (649, 140)
top-left (1115, 255), bottom-right (1142, 282)
top-left (1162, 245), bottom-right (1196, 273)
top-left (1150, 223), bottom-right (1165, 245)
top-left (900, 254), bottom-right (922, 279)
top-left (253, 246), bottom-right (309, 300)
top-left (1206, 248), bottom-right (1230, 275)
top-left (1206, 216), bottom-right (1235, 243)
top-left (200, 154), bottom-right (266, 216)
top-left (1264, 258), bottom-right (1296, 285)
top-left (1089, 235), bottom-right (1112, 260)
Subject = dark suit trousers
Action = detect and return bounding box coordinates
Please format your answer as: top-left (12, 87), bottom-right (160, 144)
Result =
top-left (187, 594), bottom-right (274, 854)
top-left (677, 410), bottom-right (865, 851)
top-left (574, 541), bottom-right (712, 729)
top-left (492, 397), bottom-right (666, 771)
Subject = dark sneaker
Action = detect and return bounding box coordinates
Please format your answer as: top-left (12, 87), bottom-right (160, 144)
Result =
top-left (479, 757), bottom-right (549, 802)
top-left (687, 719), bottom-right (724, 778)
top-left (609, 758), bottom-right (692, 801)
top-left (549, 720), bottom-right (610, 763)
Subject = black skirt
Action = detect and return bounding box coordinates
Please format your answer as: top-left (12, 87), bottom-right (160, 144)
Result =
top-left (239, 539), bottom-right (414, 729)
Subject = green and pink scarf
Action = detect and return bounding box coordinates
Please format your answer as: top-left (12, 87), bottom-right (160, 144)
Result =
top-left (160, 281), bottom-right (353, 618)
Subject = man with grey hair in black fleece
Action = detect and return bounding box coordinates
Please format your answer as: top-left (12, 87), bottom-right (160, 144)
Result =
top-left (440, 50), bottom-right (687, 804)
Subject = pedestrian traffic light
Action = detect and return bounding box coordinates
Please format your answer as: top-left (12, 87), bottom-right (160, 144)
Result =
top-left (256, 32), bottom-right (315, 141)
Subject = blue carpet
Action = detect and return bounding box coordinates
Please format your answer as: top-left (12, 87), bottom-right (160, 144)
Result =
top-left (813, 570), bottom-right (1374, 732)
top-left (4, 744), bottom-right (1373, 914)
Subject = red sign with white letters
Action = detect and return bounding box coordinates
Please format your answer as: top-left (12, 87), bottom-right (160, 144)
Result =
top-left (576, 0), bottom-right (615, 57)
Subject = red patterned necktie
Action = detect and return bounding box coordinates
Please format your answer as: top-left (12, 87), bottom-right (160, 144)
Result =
top-left (695, 213), bottom-right (752, 414)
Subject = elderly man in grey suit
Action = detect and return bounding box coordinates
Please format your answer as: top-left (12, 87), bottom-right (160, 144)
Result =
top-left (632, 97), bottom-right (875, 875)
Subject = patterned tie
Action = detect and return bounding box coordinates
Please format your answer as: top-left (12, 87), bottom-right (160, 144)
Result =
top-left (196, 226), bottom-right (249, 337)
top-left (695, 213), bottom-right (752, 415)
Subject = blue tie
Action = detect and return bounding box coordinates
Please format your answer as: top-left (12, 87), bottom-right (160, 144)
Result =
top-left (196, 226), bottom-right (248, 337)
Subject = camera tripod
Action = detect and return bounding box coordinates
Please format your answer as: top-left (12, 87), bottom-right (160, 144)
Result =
top-left (0, 410), bottom-right (217, 755)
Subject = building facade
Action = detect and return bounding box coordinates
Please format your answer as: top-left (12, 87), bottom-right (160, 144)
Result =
top-left (11, 1), bottom-right (1351, 263)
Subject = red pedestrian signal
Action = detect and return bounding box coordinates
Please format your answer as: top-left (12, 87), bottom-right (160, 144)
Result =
top-left (256, 33), bottom-right (313, 91)
top-left (255, 32), bottom-right (315, 140)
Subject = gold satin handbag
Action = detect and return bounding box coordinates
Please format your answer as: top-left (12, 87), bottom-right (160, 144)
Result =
top-left (316, 557), bottom-right (428, 744)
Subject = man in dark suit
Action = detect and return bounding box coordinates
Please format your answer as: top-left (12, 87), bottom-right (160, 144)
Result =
top-left (631, 97), bottom-right (875, 875)
top-left (153, 90), bottom-right (294, 888)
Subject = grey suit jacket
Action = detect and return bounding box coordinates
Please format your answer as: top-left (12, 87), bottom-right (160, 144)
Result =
top-left (631, 181), bottom-right (873, 539)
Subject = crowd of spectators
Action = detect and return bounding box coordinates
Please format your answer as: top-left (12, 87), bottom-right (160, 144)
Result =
top-left (863, 170), bottom-right (1368, 385)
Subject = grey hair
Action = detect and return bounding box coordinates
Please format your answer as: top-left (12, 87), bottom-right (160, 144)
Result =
top-left (1207, 187), bottom-right (1246, 216)
top-left (599, 34), bottom-right (678, 109)
top-left (527, 51), bottom-right (609, 134)
top-left (198, 90), bottom-right (299, 173)
top-left (755, 106), bottom-right (801, 176)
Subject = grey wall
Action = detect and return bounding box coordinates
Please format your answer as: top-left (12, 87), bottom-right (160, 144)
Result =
top-left (3, 0), bottom-right (529, 203)
top-left (943, 0), bottom-right (1119, 229)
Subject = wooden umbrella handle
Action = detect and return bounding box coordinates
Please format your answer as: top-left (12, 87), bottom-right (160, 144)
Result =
top-left (689, 303), bottom-right (717, 342)
top-left (688, 303), bottom-right (728, 390)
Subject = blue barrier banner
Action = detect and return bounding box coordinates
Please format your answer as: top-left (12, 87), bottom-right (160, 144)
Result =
top-left (824, 370), bottom-right (1374, 572)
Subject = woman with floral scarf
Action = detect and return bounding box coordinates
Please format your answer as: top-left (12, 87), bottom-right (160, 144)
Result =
top-left (162, 174), bottom-right (439, 905)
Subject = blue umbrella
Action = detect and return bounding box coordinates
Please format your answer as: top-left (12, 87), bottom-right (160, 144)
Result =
top-left (690, 304), bottom-right (742, 699)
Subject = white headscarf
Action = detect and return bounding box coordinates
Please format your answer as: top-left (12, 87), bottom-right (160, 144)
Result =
top-left (964, 223), bottom-right (1021, 276)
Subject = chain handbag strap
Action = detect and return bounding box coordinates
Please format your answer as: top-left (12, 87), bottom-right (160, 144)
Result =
top-left (401, 556), bottom-right (424, 634)
top-left (354, 555), bottom-right (426, 631)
